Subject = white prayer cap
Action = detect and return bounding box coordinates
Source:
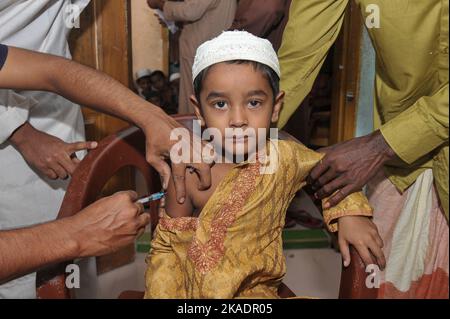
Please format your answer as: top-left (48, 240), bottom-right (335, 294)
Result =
top-left (192, 31), bottom-right (280, 82)
top-left (169, 72), bottom-right (181, 82)
top-left (135, 68), bottom-right (152, 80)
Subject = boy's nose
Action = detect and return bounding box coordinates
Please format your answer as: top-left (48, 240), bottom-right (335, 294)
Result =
top-left (229, 106), bottom-right (248, 128)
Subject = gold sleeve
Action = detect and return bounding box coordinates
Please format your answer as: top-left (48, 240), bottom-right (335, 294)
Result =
top-left (322, 191), bottom-right (373, 233)
top-left (284, 140), bottom-right (373, 233)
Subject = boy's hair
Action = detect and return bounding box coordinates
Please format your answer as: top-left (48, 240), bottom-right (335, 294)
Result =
top-left (193, 60), bottom-right (280, 105)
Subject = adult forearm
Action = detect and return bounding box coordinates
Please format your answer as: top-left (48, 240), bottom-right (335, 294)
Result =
top-left (1, 47), bottom-right (164, 131)
top-left (46, 54), bottom-right (165, 130)
top-left (0, 218), bottom-right (79, 284)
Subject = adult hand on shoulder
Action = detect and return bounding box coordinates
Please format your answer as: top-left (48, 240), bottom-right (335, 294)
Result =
top-left (10, 122), bottom-right (97, 180)
top-left (307, 130), bottom-right (397, 208)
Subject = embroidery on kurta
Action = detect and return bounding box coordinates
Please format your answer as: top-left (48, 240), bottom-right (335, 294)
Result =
top-left (187, 163), bottom-right (260, 274)
top-left (160, 217), bottom-right (199, 232)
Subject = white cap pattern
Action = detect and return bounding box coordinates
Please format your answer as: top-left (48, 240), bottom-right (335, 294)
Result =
top-left (192, 31), bottom-right (280, 82)
top-left (135, 68), bottom-right (152, 80)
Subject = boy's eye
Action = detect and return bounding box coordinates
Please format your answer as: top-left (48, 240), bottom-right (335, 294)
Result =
top-left (248, 100), bottom-right (262, 109)
top-left (213, 101), bottom-right (228, 110)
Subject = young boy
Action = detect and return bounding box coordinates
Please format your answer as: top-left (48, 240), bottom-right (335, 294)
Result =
top-left (149, 70), bottom-right (178, 114)
top-left (145, 31), bottom-right (385, 299)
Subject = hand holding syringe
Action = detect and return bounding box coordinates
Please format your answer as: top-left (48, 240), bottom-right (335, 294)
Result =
top-left (137, 191), bottom-right (166, 206)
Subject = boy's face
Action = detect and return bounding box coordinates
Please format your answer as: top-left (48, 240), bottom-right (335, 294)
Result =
top-left (191, 62), bottom-right (284, 159)
top-left (150, 74), bottom-right (166, 91)
top-left (137, 76), bottom-right (152, 92)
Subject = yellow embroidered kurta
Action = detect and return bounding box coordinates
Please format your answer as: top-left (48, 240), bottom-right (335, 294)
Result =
top-left (277, 0), bottom-right (449, 218)
top-left (144, 140), bottom-right (372, 299)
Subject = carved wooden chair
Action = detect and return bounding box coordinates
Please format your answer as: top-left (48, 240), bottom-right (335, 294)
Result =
top-left (36, 114), bottom-right (376, 299)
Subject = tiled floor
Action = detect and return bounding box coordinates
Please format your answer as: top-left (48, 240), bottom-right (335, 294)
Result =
top-left (283, 249), bottom-right (341, 299)
top-left (92, 249), bottom-right (342, 299)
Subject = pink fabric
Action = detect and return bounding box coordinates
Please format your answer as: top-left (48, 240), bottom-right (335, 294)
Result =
top-left (367, 171), bottom-right (449, 299)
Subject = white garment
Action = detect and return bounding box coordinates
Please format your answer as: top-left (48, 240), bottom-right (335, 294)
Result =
top-left (0, 0), bottom-right (91, 299)
top-left (385, 169), bottom-right (433, 292)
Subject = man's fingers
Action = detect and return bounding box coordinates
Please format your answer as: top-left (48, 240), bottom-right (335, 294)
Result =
top-left (147, 155), bottom-right (171, 190)
top-left (312, 167), bottom-right (337, 191)
top-left (307, 158), bottom-right (329, 185)
top-left (314, 176), bottom-right (346, 199)
top-left (59, 153), bottom-right (77, 175)
top-left (316, 176), bottom-right (347, 200)
top-left (192, 163), bottom-right (212, 191)
top-left (115, 190), bottom-right (139, 202)
top-left (171, 162), bottom-right (187, 204)
top-left (51, 162), bottom-right (69, 180)
top-left (72, 157), bottom-right (81, 165)
top-left (339, 239), bottom-right (351, 267)
top-left (137, 212), bottom-right (151, 229)
top-left (68, 141), bottom-right (98, 153)
top-left (44, 169), bottom-right (58, 180)
top-left (323, 185), bottom-right (355, 209)
top-left (135, 201), bottom-right (145, 215)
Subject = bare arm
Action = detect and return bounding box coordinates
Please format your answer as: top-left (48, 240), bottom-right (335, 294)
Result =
top-left (0, 217), bottom-right (79, 284)
top-left (0, 46), bottom-right (212, 202)
top-left (164, 169), bottom-right (195, 218)
top-left (0, 191), bottom-right (149, 284)
top-left (0, 46), bottom-right (163, 133)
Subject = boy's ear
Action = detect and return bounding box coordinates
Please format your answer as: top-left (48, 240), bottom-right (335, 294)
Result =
top-left (190, 95), bottom-right (205, 126)
top-left (271, 91), bottom-right (285, 123)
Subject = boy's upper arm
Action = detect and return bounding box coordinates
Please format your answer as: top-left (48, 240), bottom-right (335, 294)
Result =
top-left (284, 140), bottom-right (324, 190)
top-left (164, 173), bottom-right (195, 218)
top-left (284, 141), bottom-right (372, 232)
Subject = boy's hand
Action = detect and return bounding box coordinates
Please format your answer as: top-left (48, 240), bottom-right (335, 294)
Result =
top-left (10, 122), bottom-right (97, 179)
top-left (338, 216), bottom-right (386, 270)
